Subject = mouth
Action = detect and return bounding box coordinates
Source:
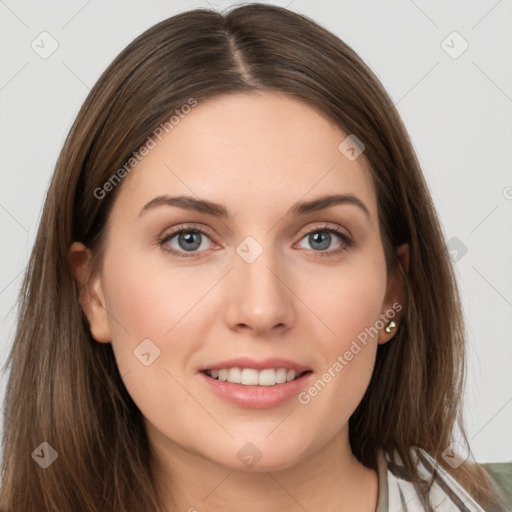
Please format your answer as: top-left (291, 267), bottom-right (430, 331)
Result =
top-left (201, 368), bottom-right (313, 387)
top-left (199, 365), bottom-right (315, 409)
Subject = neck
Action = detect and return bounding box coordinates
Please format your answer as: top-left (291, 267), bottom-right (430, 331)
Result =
top-left (148, 422), bottom-right (379, 512)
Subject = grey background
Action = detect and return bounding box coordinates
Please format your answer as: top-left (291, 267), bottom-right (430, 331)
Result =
top-left (0, 0), bottom-right (511, 463)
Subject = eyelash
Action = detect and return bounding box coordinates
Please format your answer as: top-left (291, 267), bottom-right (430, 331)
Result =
top-left (158, 223), bottom-right (353, 259)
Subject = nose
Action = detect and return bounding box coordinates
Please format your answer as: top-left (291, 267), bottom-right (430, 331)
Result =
top-left (223, 245), bottom-right (296, 335)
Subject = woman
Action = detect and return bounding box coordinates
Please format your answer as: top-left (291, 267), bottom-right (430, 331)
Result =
top-left (0, 4), bottom-right (510, 511)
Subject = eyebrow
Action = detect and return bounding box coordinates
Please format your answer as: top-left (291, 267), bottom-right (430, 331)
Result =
top-left (138, 193), bottom-right (371, 220)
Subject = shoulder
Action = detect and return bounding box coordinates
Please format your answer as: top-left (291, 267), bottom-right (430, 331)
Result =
top-left (377, 448), bottom-right (512, 511)
top-left (480, 461), bottom-right (512, 511)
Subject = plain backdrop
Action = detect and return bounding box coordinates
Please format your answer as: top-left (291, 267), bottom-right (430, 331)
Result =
top-left (0, 0), bottom-right (511, 464)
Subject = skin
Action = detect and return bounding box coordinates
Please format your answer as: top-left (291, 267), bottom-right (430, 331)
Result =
top-left (71, 91), bottom-right (408, 512)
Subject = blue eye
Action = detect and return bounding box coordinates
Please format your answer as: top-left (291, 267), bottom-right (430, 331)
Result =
top-left (296, 227), bottom-right (353, 256)
top-left (159, 227), bottom-right (213, 257)
top-left (159, 224), bottom-right (353, 258)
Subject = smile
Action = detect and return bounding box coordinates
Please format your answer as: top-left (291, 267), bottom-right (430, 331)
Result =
top-left (203, 367), bottom-right (310, 386)
top-left (199, 369), bottom-right (314, 409)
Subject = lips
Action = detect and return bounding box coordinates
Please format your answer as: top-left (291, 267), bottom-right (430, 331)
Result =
top-left (199, 369), bottom-right (314, 409)
top-left (197, 356), bottom-right (313, 408)
top-left (198, 356), bottom-right (311, 373)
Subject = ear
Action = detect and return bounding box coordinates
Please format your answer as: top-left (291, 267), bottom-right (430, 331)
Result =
top-left (69, 241), bottom-right (112, 343)
top-left (378, 243), bottom-right (409, 344)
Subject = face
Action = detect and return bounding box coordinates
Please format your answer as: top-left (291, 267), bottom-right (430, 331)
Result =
top-left (72, 91), bottom-right (405, 473)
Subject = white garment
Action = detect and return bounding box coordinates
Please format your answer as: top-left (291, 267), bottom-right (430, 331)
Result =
top-left (376, 447), bottom-right (488, 511)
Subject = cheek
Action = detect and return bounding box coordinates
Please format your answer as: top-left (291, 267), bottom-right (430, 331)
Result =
top-left (103, 247), bottom-right (215, 338)
top-left (100, 251), bottom-right (214, 430)
top-left (100, 248), bottom-right (210, 379)
top-left (293, 253), bottom-right (386, 420)
top-left (297, 253), bottom-right (387, 352)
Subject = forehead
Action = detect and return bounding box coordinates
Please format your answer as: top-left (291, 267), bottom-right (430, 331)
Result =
top-left (114, 91), bottom-right (377, 222)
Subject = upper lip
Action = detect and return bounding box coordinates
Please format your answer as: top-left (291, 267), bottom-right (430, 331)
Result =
top-left (199, 357), bottom-right (312, 373)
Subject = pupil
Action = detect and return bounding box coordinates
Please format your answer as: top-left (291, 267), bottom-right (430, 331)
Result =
top-left (179, 232), bottom-right (201, 251)
top-left (310, 232), bottom-right (330, 250)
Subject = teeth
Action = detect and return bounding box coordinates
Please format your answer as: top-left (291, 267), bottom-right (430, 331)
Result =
top-left (275, 368), bottom-right (288, 384)
top-left (242, 368), bottom-right (259, 385)
top-left (205, 367), bottom-right (303, 386)
top-left (228, 368), bottom-right (241, 383)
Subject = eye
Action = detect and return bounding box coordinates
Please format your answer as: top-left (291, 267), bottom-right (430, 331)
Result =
top-left (159, 223), bottom-right (353, 259)
top-left (159, 225), bottom-right (215, 258)
top-left (295, 225), bottom-right (353, 256)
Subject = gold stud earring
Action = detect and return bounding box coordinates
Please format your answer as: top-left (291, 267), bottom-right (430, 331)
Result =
top-left (385, 320), bottom-right (396, 333)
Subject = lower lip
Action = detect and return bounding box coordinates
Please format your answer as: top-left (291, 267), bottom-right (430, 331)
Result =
top-left (199, 371), bottom-right (314, 409)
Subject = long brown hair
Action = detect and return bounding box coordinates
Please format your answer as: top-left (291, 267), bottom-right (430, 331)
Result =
top-left (0, 4), bottom-right (499, 510)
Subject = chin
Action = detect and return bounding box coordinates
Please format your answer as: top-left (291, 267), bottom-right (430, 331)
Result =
top-left (205, 438), bottom-right (308, 473)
